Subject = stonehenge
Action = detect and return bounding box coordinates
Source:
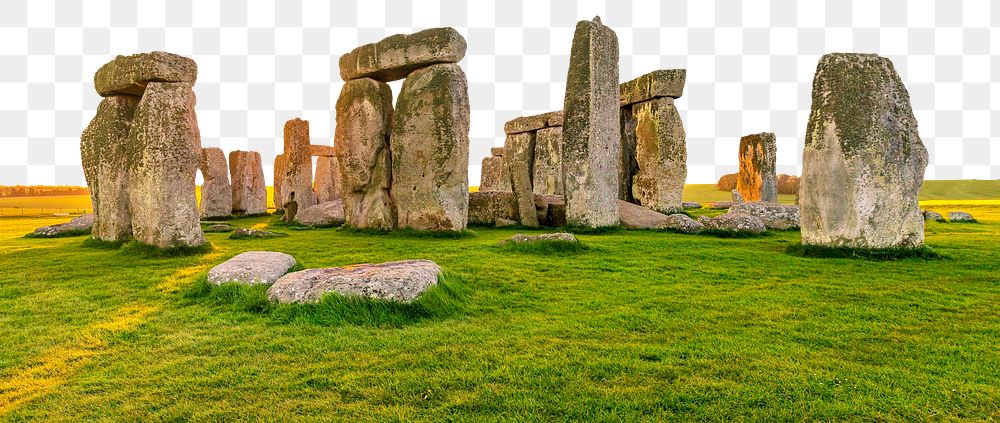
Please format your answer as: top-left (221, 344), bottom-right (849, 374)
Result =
top-left (229, 150), bottom-right (267, 215)
top-left (199, 147), bottom-right (232, 219)
top-left (81, 95), bottom-right (138, 242)
top-left (279, 118), bottom-right (318, 210)
top-left (478, 147), bottom-right (511, 192)
top-left (737, 132), bottom-right (777, 203)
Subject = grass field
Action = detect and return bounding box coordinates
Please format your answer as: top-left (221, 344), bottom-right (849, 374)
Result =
top-left (0, 182), bottom-right (998, 420)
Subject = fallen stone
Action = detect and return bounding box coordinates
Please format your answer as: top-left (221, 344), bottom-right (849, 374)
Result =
top-left (94, 51), bottom-right (197, 97)
top-left (500, 233), bottom-right (578, 245)
top-left (504, 132), bottom-right (539, 227)
top-left (619, 69), bottom-right (686, 106)
top-left (707, 202), bottom-right (733, 210)
top-left (467, 191), bottom-right (519, 225)
top-left (618, 199), bottom-right (672, 229)
top-left (922, 210), bottom-right (944, 222)
top-left (314, 155), bottom-right (342, 204)
top-left (716, 173), bottom-right (737, 191)
top-left (495, 218), bottom-right (517, 227)
top-left (532, 127), bottom-right (564, 196)
top-left (80, 95), bottom-right (138, 242)
top-left (279, 118), bottom-right (317, 210)
top-left (199, 147), bottom-right (232, 219)
top-left (777, 174), bottom-right (799, 195)
top-left (704, 213), bottom-right (767, 234)
top-left (31, 214), bottom-right (94, 237)
top-left (339, 27), bottom-right (467, 82)
top-left (294, 200), bottom-right (345, 226)
top-left (737, 132), bottom-right (778, 203)
top-left (630, 97), bottom-right (686, 214)
top-left (800, 53), bottom-right (927, 249)
top-left (697, 215), bottom-right (712, 224)
top-left (949, 211), bottom-right (976, 222)
top-left (504, 110), bottom-right (564, 135)
top-left (267, 260), bottom-right (442, 304)
top-left (682, 202), bottom-right (702, 209)
top-left (230, 228), bottom-right (283, 239)
top-left (478, 156), bottom-right (510, 192)
top-left (229, 151), bottom-right (267, 215)
top-left (728, 202), bottom-right (800, 230)
top-left (204, 223), bottom-right (233, 233)
top-left (661, 214), bottom-right (705, 234)
top-left (208, 251), bottom-right (297, 285)
top-left (391, 63), bottom-right (470, 231)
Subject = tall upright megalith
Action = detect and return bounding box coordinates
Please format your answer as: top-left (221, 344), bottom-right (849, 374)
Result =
top-left (273, 154), bottom-right (285, 209)
top-left (127, 82), bottom-right (205, 248)
top-left (391, 63), bottom-right (470, 231)
top-left (737, 132), bottom-right (777, 203)
top-left (81, 95), bottom-right (139, 242)
top-left (314, 155), bottom-right (342, 204)
top-left (229, 151), bottom-right (267, 215)
top-left (503, 131), bottom-right (539, 227)
top-left (562, 17), bottom-right (620, 227)
top-left (199, 147), bottom-right (232, 218)
top-left (800, 53), bottom-right (928, 249)
top-left (280, 118), bottom-right (317, 209)
top-left (335, 78), bottom-right (396, 230)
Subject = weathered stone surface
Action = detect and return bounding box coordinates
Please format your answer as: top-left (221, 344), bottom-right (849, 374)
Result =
top-left (732, 189), bottom-right (744, 204)
top-left (800, 53), bottom-right (928, 249)
top-left (630, 97), bottom-right (686, 214)
top-left (500, 232), bottom-right (578, 245)
top-left (309, 144), bottom-right (336, 157)
top-left (716, 173), bottom-right (737, 191)
top-left (949, 211), bottom-right (975, 222)
top-left (391, 63), bottom-right (470, 231)
top-left (336, 78), bottom-right (396, 230)
top-left (314, 155), bottom-right (342, 204)
top-left (728, 202), bottom-right (800, 230)
top-left (532, 127), bottom-right (564, 196)
top-left (562, 17), bottom-right (621, 228)
top-left (279, 118), bottom-right (317, 210)
top-left (922, 210), bottom-right (944, 222)
top-left (231, 228), bottom-right (282, 239)
top-left (504, 110), bottom-right (564, 135)
top-left (619, 69), bottom-right (686, 106)
top-left (707, 201), bottom-right (733, 210)
top-left (294, 200), bottom-right (345, 227)
top-left (126, 82), bottom-right (205, 248)
top-left (682, 202), bottom-right (702, 209)
top-left (208, 251), bottom-right (297, 286)
top-left (32, 214), bottom-right (94, 237)
top-left (704, 213), bottom-right (767, 234)
top-left (491, 147), bottom-right (505, 156)
top-left (467, 191), bottom-right (519, 225)
top-left (495, 218), bottom-right (517, 227)
top-left (618, 200), bottom-right (671, 229)
top-left (659, 214), bottom-right (705, 234)
top-left (339, 27), bottom-right (467, 82)
top-left (204, 223), bottom-right (233, 232)
top-left (737, 132), bottom-right (778, 203)
top-left (229, 151), bottom-right (267, 215)
top-left (273, 154), bottom-right (285, 209)
top-left (199, 147), bottom-right (232, 218)
top-left (268, 260), bottom-right (442, 304)
top-left (503, 132), bottom-right (538, 227)
top-left (777, 174), bottom-right (800, 195)
top-left (619, 103), bottom-right (637, 202)
top-left (94, 51), bottom-right (197, 97)
top-left (534, 195), bottom-right (566, 227)
top-left (81, 95), bottom-right (139, 242)
top-left (479, 156), bottom-right (510, 192)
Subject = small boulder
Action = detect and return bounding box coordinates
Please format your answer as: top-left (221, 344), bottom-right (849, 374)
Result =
top-left (922, 210), bottom-right (944, 222)
top-left (500, 233), bottom-right (578, 245)
top-left (949, 211), bottom-right (976, 222)
top-left (703, 213), bottom-right (766, 234)
top-left (207, 251), bottom-right (297, 285)
top-left (31, 214), bottom-right (94, 237)
top-left (203, 223), bottom-right (233, 233)
top-left (230, 228), bottom-right (283, 239)
top-left (707, 202), bottom-right (733, 210)
top-left (682, 202), bottom-right (702, 209)
top-left (267, 260), bottom-right (442, 304)
top-left (619, 200), bottom-right (672, 229)
top-left (294, 200), bottom-right (345, 227)
top-left (728, 202), bottom-right (800, 230)
top-left (660, 214), bottom-right (704, 234)
top-left (495, 218), bottom-right (518, 227)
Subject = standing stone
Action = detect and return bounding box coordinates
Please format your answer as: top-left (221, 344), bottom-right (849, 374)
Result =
top-left (630, 97), bottom-right (686, 214)
top-left (199, 147), bottom-right (232, 218)
top-left (80, 95), bottom-right (139, 242)
top-left (336, 78), bottom-right (396, 230)
top-left (737, 132), bottom-right (777, 203)
top-left (273, 154), bottom-right (285, 209)
top-left (562, 17), bottom-right (620, 227)
top-left (229, 151), bottom-right (267, 215)
top-left (479, 155), bottom-right (510, 192)
top-left (532, 127), bottom-right (564, 196)
top-left (126, 82), bottom-right (205, 248)
top-left (314, 154), bottom-right (342, 204)
top-left (504, 132), bottom-right (539, 227)
top-left (279, 118), bottom-right (317, 210)
top-left (800, 53), bottom-right (928, 249)
top-left (339, 27), bottom-right (467, 82)
top-left (391, 63), bottom-right (470, 231)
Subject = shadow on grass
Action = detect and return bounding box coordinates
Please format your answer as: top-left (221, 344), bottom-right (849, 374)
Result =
top-left (81, 237), bottom-right (127, 250)
top-left (182, 273), bottom-right (470, 327)
top-left (496, 239), bottom-right (589, 255)
top-left (698, 229), bottom-right (768, 238)
top-left (121, 241), bottom-right (215, 258)
top-left (785, 243), bottom-right (944, 261)
top-left (24, 229), bottom-right (92, 239)
top-left (228, 230), bottom-right (289, 240)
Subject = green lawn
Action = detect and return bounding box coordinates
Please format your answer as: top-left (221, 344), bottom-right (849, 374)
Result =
top-left (1, 185), bottom-right (999, 420)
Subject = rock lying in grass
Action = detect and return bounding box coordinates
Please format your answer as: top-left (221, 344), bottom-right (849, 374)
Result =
top-left (618, 200), bottom-right (671, 229)
top-left (659, 214), bottom-right (704, 234)
top-left (500, 233), bottom-right (579, 245)
top-left (267, 259), bottom-right (442, 304)
top-left (230, 228), bottom-right (282, 239)
top-left (948, 211), bottom-right (976, 222)
top-left (923, 210), bottom-right (944, 222)
top-left (707, 201), bottom-right (732, 210)
top-left (682, 202), bottom-right (702, 209)
top-left (703, 213), bottom-right (766, 234)
top-left (727, 203), bottom-right (800, 230)
top-left (696, 215), bottom-right (712, 224)
top-left (495, 218), bottom-right (517, 227)
top-left (294, 200), bottom-right (345, 227)
top-left (31, 214), bottom-right (94, 237)
top-left (208, 251), bottom-right (297, 285)
top-left (203, 223), bottom-right (233, 233)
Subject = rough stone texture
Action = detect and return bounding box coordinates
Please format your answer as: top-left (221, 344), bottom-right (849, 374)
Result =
top-left (500, 232), bottom-right (578, 245)
top-left (309, 145), bottom-right (336, 157)
top-left (716, 173), bottom-right (737, 191)
top-left (231, 228), bottom-right (282, 239)
top-left (280, 118), bottom-right (318, 210)
top-left (478, 156), bottom-right (510, 192)
top-left (391, 63), bottom-right (470, 231)
top-left (532, 127), bottom-right (564, 196)
top-left (94, 51), bottom-right (197, 97)
top-left (534, 195), bottom-right (566, 227)
top-left (704, 213), bottom-right (767, 234)
top-left (659, 214), bottom-right (705, 234)
top-left (273, 154), bottom-right (285, 209)
top-left (732, 189), bottom-right (744, 204)
top-left (800, 53), bottom-right (928, 249)
top-left (204, 223), bottom-right (233, 232)
top-left (336, 78), bottom-right (396, 230)
top-left (495, 218), bottom-right (517, 227)
top-left (619, 103), bottom-right (638, 202)
top-left (619, 69), bottom-right (686, 106)
top-left (630, 97), bottom-right (686, 214)
top-left (314, 155), bottom-right (342, 204)
top-left (562, 17), bottom-right (621, 228)
top-left (737, 132), bottom-right (778, 203)
top-left (682, 202), bottom-right (702, 209)
top-left (32, 214), bottom-right (94, 237)
top-left (503, 132), bottom-right (539, 227)
top-left (707, 202), bottom-right (733, 210)
top-left (467, 191), bottom-right (519, 225)
top-left (294, 200), bottom-right (346, 226)
top-left (922, 210), bottom-right (944, 222)
top-left (208, 251), bottom-right (297, 286)
top-left (199, 147), bottom-right (232, 218)
top-left (126, 82), bottom-right (205, 248)
top-left (504, 110), bottom-right (564, 135)
top-left (268, 260), bottom-right (442, 304)
top-left (618, 200), bottom-right (672, 229)
top-left (949, 211), bottom-right (975, 222)
top-left (229, 151), bottom-right (267, 215)
top-left (728, 202), bottom-right (800, 230)
top-left (491, 147), bottom-right (505, 156)
top-left (339, 27), bottom-right (467, 82)
top-left (80, 95), bottom-right (139, 242)
top-left (777, 174), bottom-right (800, 195)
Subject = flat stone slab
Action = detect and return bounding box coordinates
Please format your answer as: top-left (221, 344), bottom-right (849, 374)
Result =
top-left (230, 228), bottom-right (283, 239)
top-left (294, 200), bottom-right (345, 226)
top-left (618, 200), bottom-right (671, 229)
top-left (309, 145), bottom-right (336, 157)
top-left (728, 203), bottom-right (800, 230)
top-left (704, 213), bottom-right (767, 234)
top-left (203, 223), bottom-right (233, 233)
top-left (922, 210), bottom-right (944, 222)
top-left (95, 51), bottom-right (197, 97)
top-left (504, 110), bottom-right (564, 135)
top-left (682, 202), bottom-right (702, 209)
top-left (267, 260), bottom-right (442, 304)
top-left (339, 27), bottom-right (467, 82)
top-left (208, 251), bottom-right (297, 285)
top-left (619, 69), bottom-right (686, 106)
top-left (949, 211), bottom-right (976, 222)
top-left (31, 214), bottom-right (94, 237)
top-left (500, 233), bottom-right (578, 245)
top-left (707, 202), bottom-right (733, 210)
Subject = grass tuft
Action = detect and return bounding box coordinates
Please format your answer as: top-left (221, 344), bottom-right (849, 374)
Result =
top-left (497, 239), bottom-right (589, 255)
top-left (228, 230), bottom-right (288, 240)
top-left (120, 241), bottom-right (214, 258)
top-left (340, 226), bottom-right (477, 239)
top-left (559, 225), bottom-right (624, 235)
top-left (81, 237), bottom-right (127, 249)
top-left (23, 228), bottom-right (92, 238)
top-left (785, 243), bottom-right (943, 260)
top-left (699, 229), bottom-right (767, 238)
